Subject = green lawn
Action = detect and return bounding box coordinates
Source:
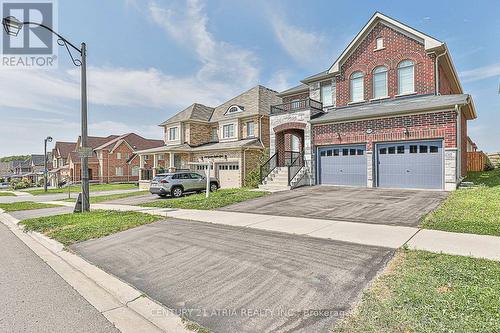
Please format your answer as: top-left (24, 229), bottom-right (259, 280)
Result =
top-left (422, 169), bottom-right (500, 236)
top-left (0, 201), bottom-right (61, 212)
top-left (333, 250), bottom-right (500, 333)
top-left (60, 190), bottom-right (149, 204)
top-left (24, 183), bottom-right (138, 195)
top-left (0, 191), bottom-right (15, 196)
top-left (140, 188), bottom-right (268, 210)
top-left (21, 210), bottom-right (161, 246)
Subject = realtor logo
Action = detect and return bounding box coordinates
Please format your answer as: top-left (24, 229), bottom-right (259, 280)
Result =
top-left (1, 0), bottom-right (57, 67)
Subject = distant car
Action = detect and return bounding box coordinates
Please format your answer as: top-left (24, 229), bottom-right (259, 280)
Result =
top-left (0, 182), bottom-right (10, 189)
top-left (149, 171), bottom-right (219, 198)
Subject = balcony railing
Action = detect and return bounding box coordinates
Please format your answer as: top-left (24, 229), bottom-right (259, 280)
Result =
top-left (270, 98), bottom-right (323, 115)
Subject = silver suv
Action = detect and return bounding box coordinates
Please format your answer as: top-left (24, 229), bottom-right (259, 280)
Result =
top-left (149, 171), bottom-right (219, 198)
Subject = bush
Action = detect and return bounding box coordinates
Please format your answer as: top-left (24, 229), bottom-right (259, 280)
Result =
top-left (11, 180), bottom-right (31, 190)
top-left (245, 168), bottom-right (261, 188)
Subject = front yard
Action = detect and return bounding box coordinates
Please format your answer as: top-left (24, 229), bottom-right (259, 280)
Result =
top-left (422, 169), bottom-right (500, 236)
top-left (21, 210), bottom-right (161, 246)
top-left (0, 201), bottom-right (61, 212)
top-left (139, 188), bottom-right (268, 210)
top-left (24, 183), bottom-right (138, 195)
top-left (0, 191), bottom-right (16, 196)
top-left (60, 190), bottom-right (150, 204)
top-left (333, 249), bottom-right (500, 333)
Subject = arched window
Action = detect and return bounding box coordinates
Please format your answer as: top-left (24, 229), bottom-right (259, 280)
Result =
top-left (350, 71), bottom-right (364, 102)
top-left (398, 60), bottom-right (415, 94)
top-left (372, 66), bottom-right (388, 99)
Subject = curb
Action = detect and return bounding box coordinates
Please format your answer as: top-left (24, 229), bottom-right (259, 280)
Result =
top-left (0, 211), bottom-right (191, 333)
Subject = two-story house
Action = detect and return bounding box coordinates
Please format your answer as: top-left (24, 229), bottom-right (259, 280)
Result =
top-left (136, 85), bottom-right (281, 189)
top-left (49, 141), bottom-right (76, 186)
top-left (263, 12), bottom-right (476, 191)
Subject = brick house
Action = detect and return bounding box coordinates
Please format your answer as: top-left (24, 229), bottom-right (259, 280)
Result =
top-left (136, 85), bottom-right (280, 189)
top-left (263, 12), bottom-right (476, 191)
top-left (94, 133), bottom-right (163, 183)
top-left (49, 141), bottom-right (76, 186)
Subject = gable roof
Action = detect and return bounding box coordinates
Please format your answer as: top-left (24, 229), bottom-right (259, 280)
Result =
top-left (328, 12), bottom-right (443, 75)
top-left (30, 154), bottom-right (46, 166)
top-left (94, 133), bottom-right (164, 152)
top-left (159, 103), bottom-right (214, 126)
top-left (76, 135), bottom-right (120, 150)
top-left (277, 83), bottom-right (310, 97)
top-left (54, 141), bottom-right (76, 159)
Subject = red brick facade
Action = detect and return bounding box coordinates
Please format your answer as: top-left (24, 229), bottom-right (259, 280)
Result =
top-left (335, 23), bottom-right (436, 107)
top-left (313, 111), bottom-right (457, 151)
top-left (98, 142), bottom-right (139, 183)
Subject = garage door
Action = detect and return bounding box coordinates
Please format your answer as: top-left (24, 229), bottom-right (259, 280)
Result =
top-left (377, 141), bottom-right (443, 189)
top-left (217, 163), bottom-right (240, 188)
top-left (318, 145), bottom-right (367, 186)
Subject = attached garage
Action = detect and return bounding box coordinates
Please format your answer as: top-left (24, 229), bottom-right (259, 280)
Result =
top-left (376, 140), bottom-right (443, 189)
top-left (318, 145), bottom-right (367, 186)
top-left (217, 163), bottom-right (240, 188)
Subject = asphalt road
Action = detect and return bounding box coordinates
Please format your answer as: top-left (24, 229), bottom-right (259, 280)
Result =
top-left (73, 218), bottom-right (394, 333)
top-left (221, 186), bottom-right (448, 227)
top-left (0, 222), bottom-right (119, 333)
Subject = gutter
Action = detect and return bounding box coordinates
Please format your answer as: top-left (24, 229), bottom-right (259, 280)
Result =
top-left (455, 104), bottom-right (462, 181)
top-left (434, 48), bottom-right (447, 95)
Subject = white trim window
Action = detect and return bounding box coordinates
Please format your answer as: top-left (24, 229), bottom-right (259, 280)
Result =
top-left (168, 127), bottom-right (179, 141)
top-left (320, 83), bottom-right (333, 106)
top-left (131, 166), bottom-right (139, 176)
top-left (157, 154), bottom-right (164, 161)
top-left (116, 152), bottom-right (122, 160)
top-left (222, 124), bottom-right (235, 139)
top-left (115, 167), bottom-right (123, 176)
top-left (350, 71), bottom-right (364, 102)
top-left (225, 105), bottom-right (244, 115)
top-left (372, 66), bottom-right (388, 98)
top-left (398, 60), bottom-right (415, 95)
top-left (375, 37), bottom-right (384, 50)
top-left (246, 121), bottom-right (255, 137)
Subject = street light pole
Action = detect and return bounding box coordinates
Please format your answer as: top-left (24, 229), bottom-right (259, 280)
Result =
top-left (80, 42), bottom-right (89, 212)
top-left (43, 136), bottom-right (52, 192)
top-left (2, 16), bottom-right (90, 212)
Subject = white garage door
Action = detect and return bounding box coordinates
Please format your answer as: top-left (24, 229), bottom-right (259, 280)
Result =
top-left (217, 163), bottom-right (240, 188)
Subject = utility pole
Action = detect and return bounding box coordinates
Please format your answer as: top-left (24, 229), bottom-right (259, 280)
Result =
top-left (80, 42), bottom-right (90, 212)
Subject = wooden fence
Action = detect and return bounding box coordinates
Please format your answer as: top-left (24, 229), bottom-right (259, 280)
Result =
top-left (467, 151), bottom-right (489, 171)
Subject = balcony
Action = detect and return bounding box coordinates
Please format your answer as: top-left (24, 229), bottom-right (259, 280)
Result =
top-left (270, 98), bottom-right (323, 116)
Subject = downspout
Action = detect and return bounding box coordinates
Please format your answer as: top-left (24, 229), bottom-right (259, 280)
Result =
top-left (435, 49), bottom-right (447, 95)
top-left (455, 104), bottom-right (462, 182)
top-left (258, 115), bottom-right (264, 145)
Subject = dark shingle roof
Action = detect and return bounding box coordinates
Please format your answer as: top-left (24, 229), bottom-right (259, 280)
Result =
top-left (311, 94), bottom-right (471, 124)
top-left (54, 141), bottom-right (76, 159)
top-left (277, 84), bottom-right (309, 97)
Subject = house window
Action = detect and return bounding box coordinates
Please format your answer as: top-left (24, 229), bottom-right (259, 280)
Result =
top-left (350, 71), bottom-right (364, 102)
top-left (226, 105), bottom-right (244, 115)
top-left (144, 155), bottom-right (149, 160)
top-left (116, 152), bottom-right (121, 160)
top-left (291, 99), bottom-right (301, 109)
top-left (398, 60), bottom-right (415, 95)
top-left (375, 37), bottom-right (384, 50)
top-left (158, 154), bottom-right (164, 161)
top-left (131, 166), bottom-right (139, 176)
top-left (372, 66), bottom-right (388, 99)
top-left (320, 83), bottom-right (333, 106)
top-left (246, 121), bottom-right (255, 137)
top-left (115, 167), bottom-right (123, 176)
top-left (222, 124), bottom-right (235, 138)
top-left (126, 153), bottom-right (130, 160)
top-left (211, 127), bottom-right (218, 141)
top-left (168, 127), bottom-right (179, 141)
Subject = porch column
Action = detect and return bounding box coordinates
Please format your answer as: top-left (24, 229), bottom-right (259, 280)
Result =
top-left (139, 155), bottom-right (145, 181)
top-left (153, 154), bottom-right (158, 177)
top-left (169, 152), bottom-right (175, 168)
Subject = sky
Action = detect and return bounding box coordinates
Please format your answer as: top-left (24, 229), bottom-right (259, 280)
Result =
top-left (0, 0), bottom-right (499, 155)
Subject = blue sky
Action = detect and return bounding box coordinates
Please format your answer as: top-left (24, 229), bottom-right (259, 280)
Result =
top-left (1, 0), bottom-right (499, 155)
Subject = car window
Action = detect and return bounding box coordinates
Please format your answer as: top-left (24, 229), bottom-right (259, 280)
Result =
top-left (178, 173), bottom-right (190, 179)
top-left (190, 173), bottom-right (203, 179)
top-left (152, 176), bottom-right (166, 181)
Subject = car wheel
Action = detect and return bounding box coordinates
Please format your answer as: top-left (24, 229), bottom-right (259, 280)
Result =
top-left (210, 183), bottom-right (218, 192)
top-left (172, 187), bottom-right (183, 198)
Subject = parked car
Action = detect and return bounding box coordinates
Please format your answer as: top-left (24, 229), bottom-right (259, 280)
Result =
top-left (0, 182), bottom-right (10, 189)
top-left (149, 171), bottom-right (219, 198)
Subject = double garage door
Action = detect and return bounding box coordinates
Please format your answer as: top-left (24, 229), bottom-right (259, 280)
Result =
top-left (318, 140), bottom-right (443, 189)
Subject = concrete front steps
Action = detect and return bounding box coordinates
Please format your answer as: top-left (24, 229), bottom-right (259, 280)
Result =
top-left (258, 167), bottom-right (290, 192)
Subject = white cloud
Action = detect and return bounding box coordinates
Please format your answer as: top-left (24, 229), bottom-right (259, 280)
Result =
top-left (459, 63), bottom-right (500, 83)
top-left (271, 16), bottom-right (328, 68)
top-left (266, 70), bottom-right (292, 92)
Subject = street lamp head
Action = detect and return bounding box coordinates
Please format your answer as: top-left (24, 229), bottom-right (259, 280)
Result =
top-left (46, 136), bottom-right (53, 142)
top-left (2, 16), bottom-right (23, 36)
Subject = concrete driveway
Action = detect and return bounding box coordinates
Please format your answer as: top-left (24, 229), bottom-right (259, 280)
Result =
top-left (221, 186), bottom-right (448, 227)
top-left (72, 219), bottom-right (393, 333)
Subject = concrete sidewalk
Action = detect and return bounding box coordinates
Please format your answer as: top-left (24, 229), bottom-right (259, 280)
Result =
top-left (45, 202), bottom-right (500, 261)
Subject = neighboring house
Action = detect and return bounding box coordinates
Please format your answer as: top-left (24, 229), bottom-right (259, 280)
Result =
top-left (10, 155), bottom-right (51, 183)
top-left (136, 85), bottom-right (280, 188)
top-left (0, 162), bottom-right (11, 179)
top-left (49, 141), bottom-right (76, 186)
top-left (67, 135), bottom-right (119, 182)
top-left (264, 12), bottom-right (476, 191)
top-left (94, 133), bottom-right (163, 183)
top-left (466, 136), bottom-right (478, 152)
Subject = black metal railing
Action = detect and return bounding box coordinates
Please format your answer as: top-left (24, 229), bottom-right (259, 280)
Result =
top-left (284, 151), bottom-right (301, 166)
top-left (259, 152), bottom-right (277, 184)
top-left (270, 98), bottom-right (323, 115)
top-left (287, 152), bottom-right (304, 186)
